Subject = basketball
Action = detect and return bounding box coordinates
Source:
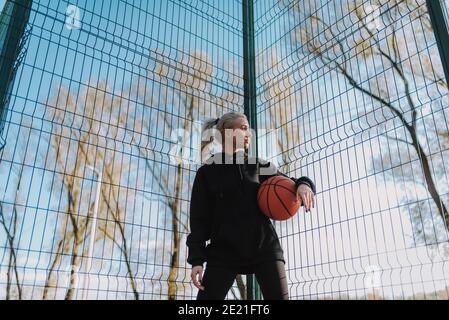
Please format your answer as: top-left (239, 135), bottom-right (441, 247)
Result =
top-left (257, 176), bottom-right (301, 221)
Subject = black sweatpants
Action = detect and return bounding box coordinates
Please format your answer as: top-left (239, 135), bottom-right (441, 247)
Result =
top-left (196, 260), bottom-right (288, 300)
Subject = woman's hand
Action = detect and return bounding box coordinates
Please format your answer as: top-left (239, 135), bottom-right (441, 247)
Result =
top-left (296, 184), bottom-right (315, 212)
top-left (191, 265), bottom-right (205, 291)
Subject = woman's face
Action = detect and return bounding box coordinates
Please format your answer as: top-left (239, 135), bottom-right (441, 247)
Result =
top-left (231, 116), bottom-right (251, 150)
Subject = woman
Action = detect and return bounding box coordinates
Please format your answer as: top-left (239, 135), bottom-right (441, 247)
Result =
top-left (186, 112), bottom-right (316, 300)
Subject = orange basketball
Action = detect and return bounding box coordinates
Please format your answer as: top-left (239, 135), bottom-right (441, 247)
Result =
top-left (257, 176), bottom-right (301, 221)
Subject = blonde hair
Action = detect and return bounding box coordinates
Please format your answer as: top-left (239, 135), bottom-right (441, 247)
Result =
top-left (200, 111), bottom-right (247, 155)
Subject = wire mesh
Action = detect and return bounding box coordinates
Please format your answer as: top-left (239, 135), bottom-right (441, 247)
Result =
top-left (255, 0), bottom-right (449, 299)
top-left (0, 0), bottom-right (449, 300)
top-left (0, 0), bottom-right (245, 300)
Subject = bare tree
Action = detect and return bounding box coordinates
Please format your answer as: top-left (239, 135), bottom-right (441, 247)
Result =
top-left (0, 201), bottom-right (21, 300)
top-left (42, 81), bottom-right (139, 299)
top-left (258, 47), bottom-right (301, 167)
top-left (98, 159), bottom-right (139, 299)
top-left (0, 129), bottom-right (31, 300)
top-left (288, 0), bottom-right (449, 238)
top-left (40, 47), bottom-right (247, 300)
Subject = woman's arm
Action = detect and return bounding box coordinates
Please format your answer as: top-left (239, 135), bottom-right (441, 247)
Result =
top-left (186, 166), bottom-right (212, 267)
top-left (258, 159), bottom-right (317, 196)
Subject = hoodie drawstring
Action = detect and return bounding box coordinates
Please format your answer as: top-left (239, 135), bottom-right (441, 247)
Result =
top-left (238, 164), bottom-right (244, 194)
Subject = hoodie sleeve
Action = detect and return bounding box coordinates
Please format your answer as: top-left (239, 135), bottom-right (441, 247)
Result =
top-left (186, 166), bottom-right (212, 267)
top-left (259, 160), bottom-right (317, 197)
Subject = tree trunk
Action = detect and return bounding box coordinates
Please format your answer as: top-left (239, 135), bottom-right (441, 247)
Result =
top-left (64, 235), bottom-right (81, 300)
top-left (117, 222), bottom-right (139, 300)
top-left (168, 163), bottom-right (182, 300)
top-left (167, 229), bottom-right (180, 300)
top-left (42, 239), bottom-right (64, 299)
top-left (409, 127), bottom-right (449, 230)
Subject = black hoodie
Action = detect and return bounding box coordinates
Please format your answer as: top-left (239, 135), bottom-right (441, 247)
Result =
top-left (186, 149), bottom-right (316, 271)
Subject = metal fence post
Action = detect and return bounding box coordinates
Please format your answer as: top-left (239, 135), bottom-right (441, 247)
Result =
top-left (426, 0), bottom-right (449, 88)
top-left (0, 0), bottom-right (32, 148)
top-left (243, 0), bottom-right (262, 301)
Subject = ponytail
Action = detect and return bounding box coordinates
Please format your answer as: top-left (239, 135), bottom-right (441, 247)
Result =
top-left (200, 111), bottom-right (247, 162)
top-left (200, 117), bottom-right (220, 154)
